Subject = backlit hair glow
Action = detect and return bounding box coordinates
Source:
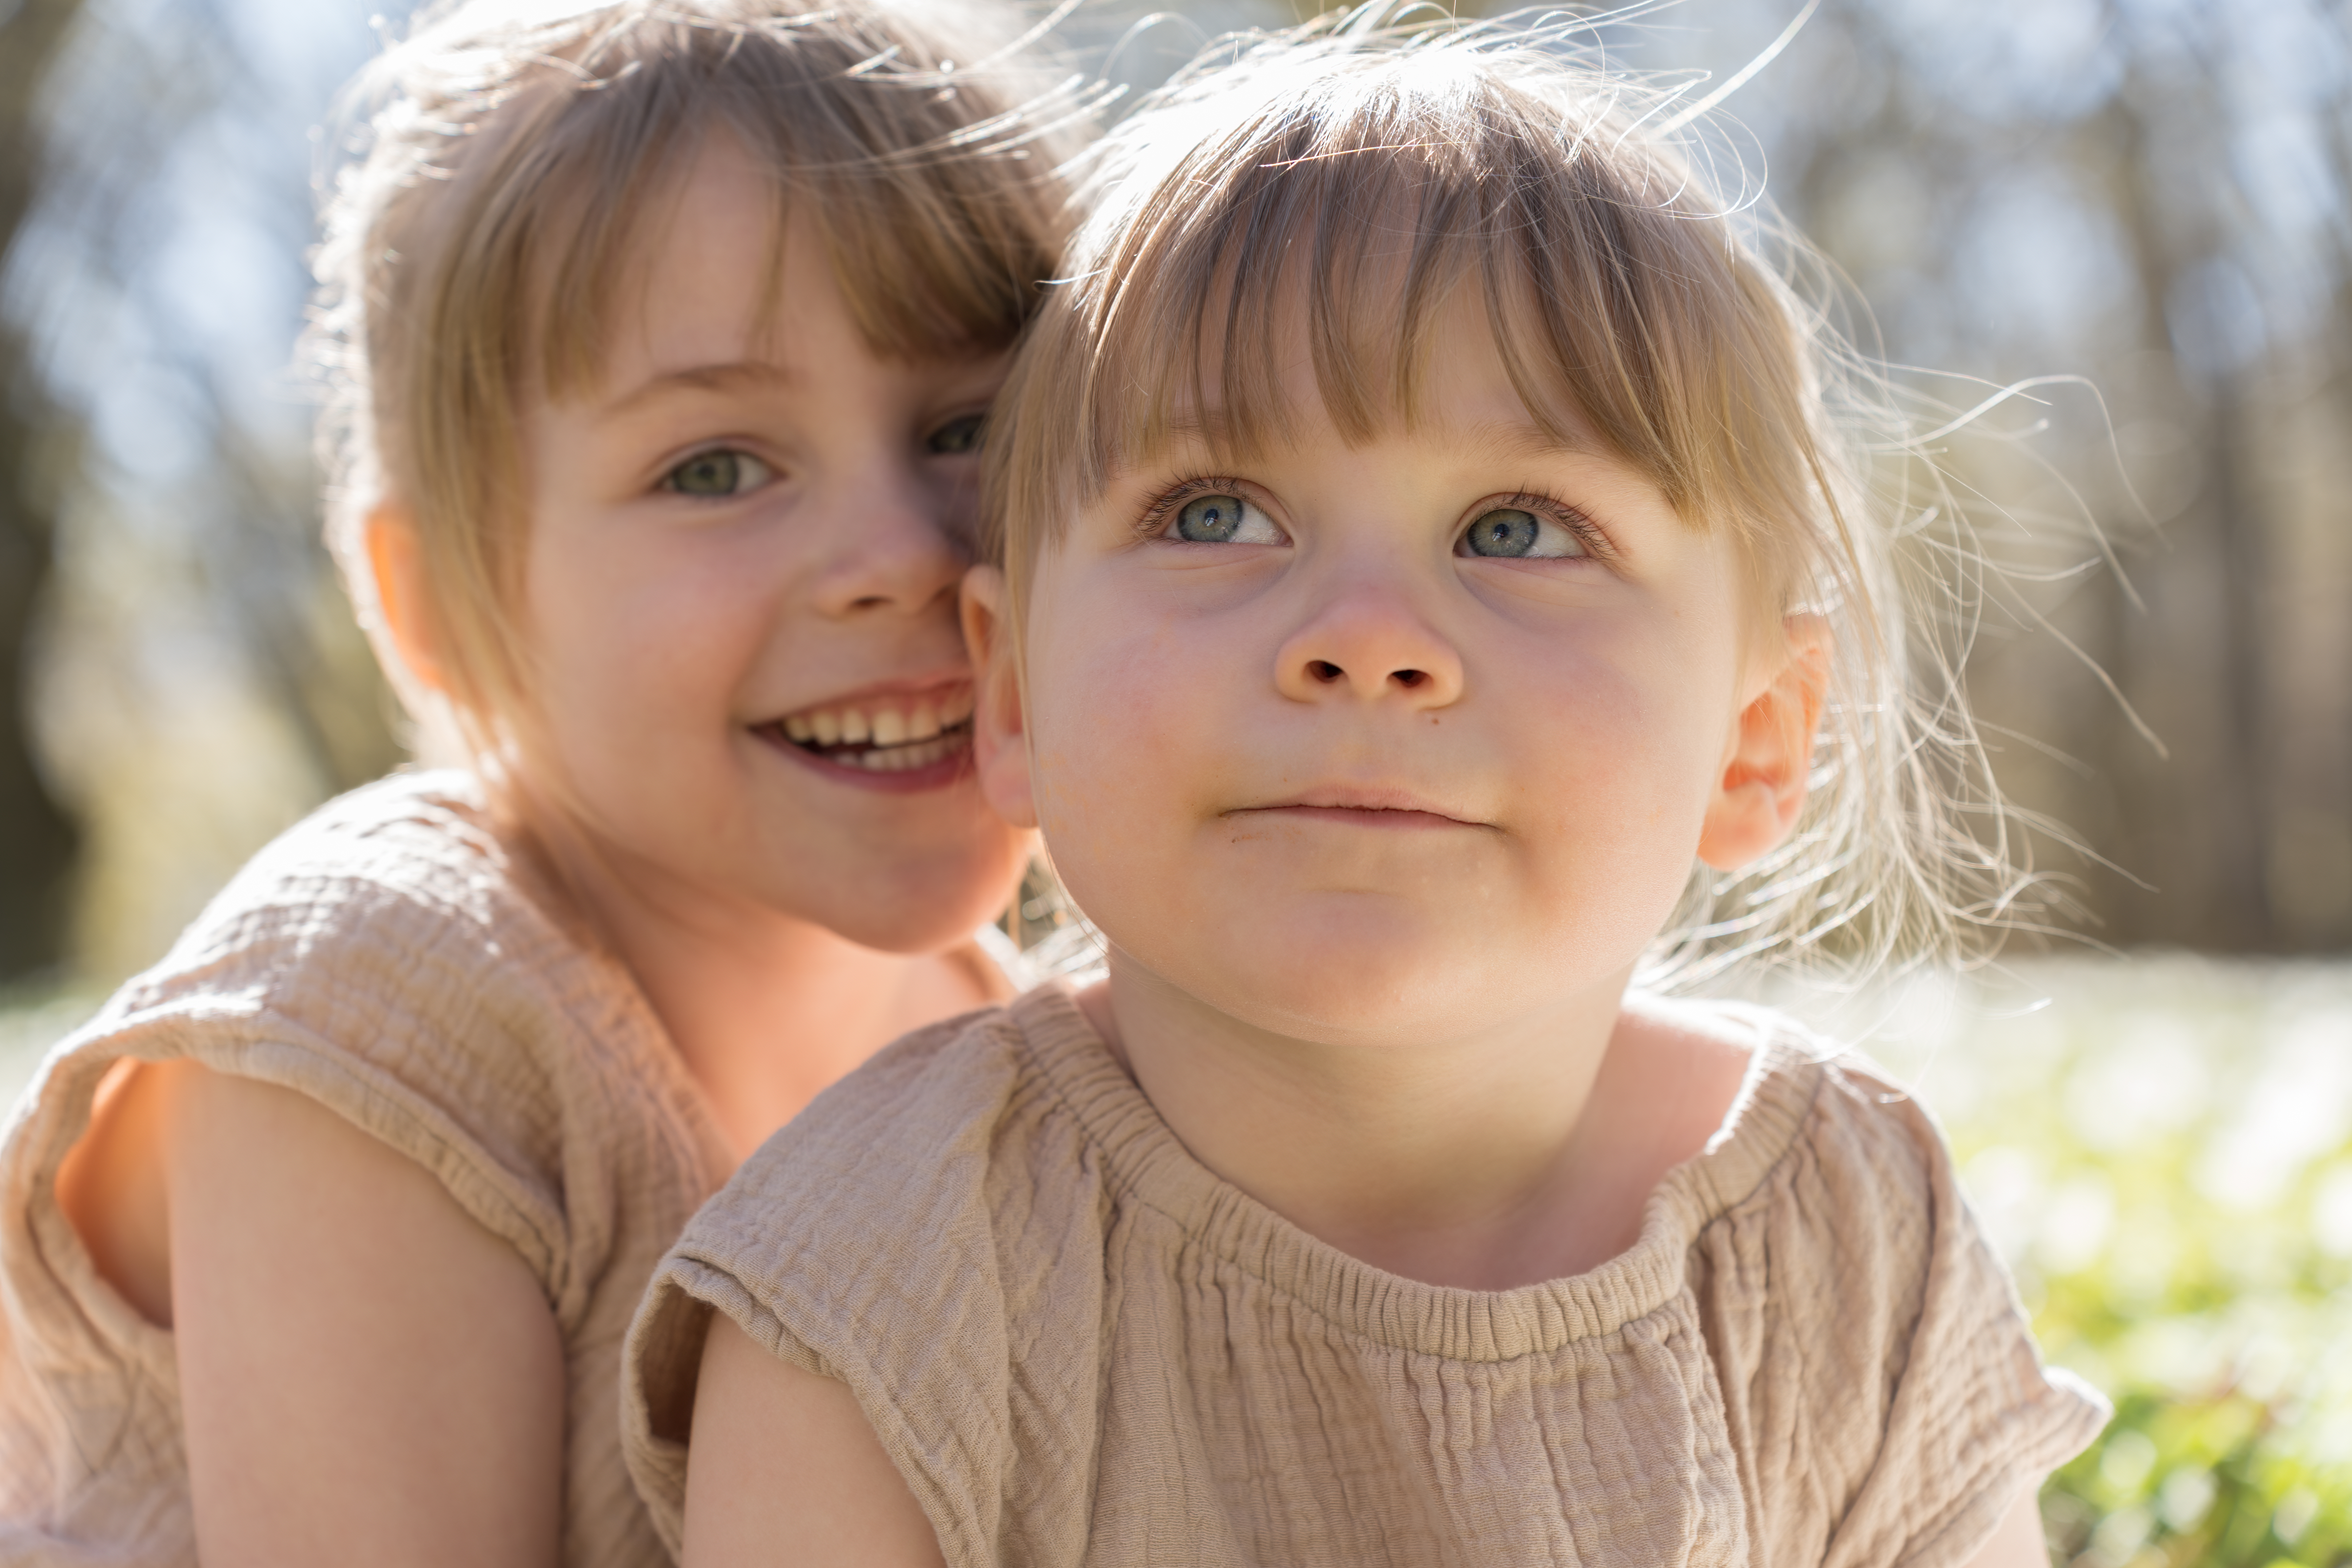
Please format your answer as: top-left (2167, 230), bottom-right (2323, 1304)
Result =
top-left (985, 13), bottom-right (2056, 984)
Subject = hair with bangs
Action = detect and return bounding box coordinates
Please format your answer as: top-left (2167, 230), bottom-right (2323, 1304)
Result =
top-left (986, 14), bottom-right (2054, 983)
top-left (307, 0), bottom-right (1083, 759)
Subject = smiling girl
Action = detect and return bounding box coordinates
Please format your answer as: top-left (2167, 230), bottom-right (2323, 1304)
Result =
top-left (626, 17), bottom-right (2107, 1568)
top-left (0, 3), bottom-right (1074, 1564)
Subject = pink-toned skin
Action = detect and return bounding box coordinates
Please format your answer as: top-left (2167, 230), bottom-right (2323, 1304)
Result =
top-left (678, 298), bottom-right (2053, 1568)
top-left (56, 136), bottom-right (1029, 1568)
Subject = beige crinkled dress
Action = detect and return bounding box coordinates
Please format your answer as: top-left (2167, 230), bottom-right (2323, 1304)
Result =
top-left (626, 984), bottom-right (2107, 1568)
top-left (0, 770), bottom-right (1014, 1568)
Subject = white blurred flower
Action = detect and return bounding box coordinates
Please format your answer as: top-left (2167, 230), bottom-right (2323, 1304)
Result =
top-left (2063, 1014), bottom-right (2211, 1152)
top-left (1963, 1145), bottom-right (2044, 1265)
top-left (2157, 1467), bottom-right (2215, 1532)
top-left (2195, 1007), bottom-right (2352, 1209)
top-left (2312, 1164), bottom-right (2352, 1257)
top-left (2100, 1429), bottom-right (2157, 1491)
top-left (2274, 1488), bottom-right (2319, 1548)
top-left (2037, 1175), bottom-right (2116, 1276)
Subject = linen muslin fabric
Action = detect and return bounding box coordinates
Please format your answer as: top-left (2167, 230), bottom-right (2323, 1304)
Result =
top-left (0, 771), bottom-right (1010, 1567)
top-left (626, 984), bottom-right (2106, 1568)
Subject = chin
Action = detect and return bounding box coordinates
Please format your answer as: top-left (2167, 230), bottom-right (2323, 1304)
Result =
top-left (799, 840), bottom-right (1028, 956)
top-left (1175, 933), bottom-right (1508, 1045)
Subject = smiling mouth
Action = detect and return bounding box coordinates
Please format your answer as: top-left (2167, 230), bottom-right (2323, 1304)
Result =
top-left (756, 686), bottom-right (976, 774)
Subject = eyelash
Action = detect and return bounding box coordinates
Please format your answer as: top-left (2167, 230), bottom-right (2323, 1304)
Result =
top-left (1133, 477), bottom-right (1616, 561)
top-left (1486, 489), bottom-right (1617, 562)
top-left (1131, 475), bottom-right (1265, 542)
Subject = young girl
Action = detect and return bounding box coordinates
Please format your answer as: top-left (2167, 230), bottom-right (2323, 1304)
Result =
top-left (0, 2), bottom-right (1077, 1563)
top-left (626, 16), bottom-right (2109, 1568)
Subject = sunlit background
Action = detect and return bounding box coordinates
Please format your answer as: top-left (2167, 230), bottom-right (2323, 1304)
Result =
top-left (0, 1), bottom-right (2347, 1563)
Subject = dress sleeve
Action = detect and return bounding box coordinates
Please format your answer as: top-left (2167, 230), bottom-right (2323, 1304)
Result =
top-left (0, 776), bottom-right (655, 1560)
top-left (1806, 1064), bottom-right (2111, 1568)
top-left (621, 1006), bottom-right (1033, 1568)
top-left (622, 1246), bottom-right (818, 1563)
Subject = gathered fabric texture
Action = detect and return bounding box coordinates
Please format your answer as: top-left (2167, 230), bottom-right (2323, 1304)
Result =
top-left (0, 773), bottom-right (732, 1568)
top-left (628, 984), bottom-right (2106, 1568)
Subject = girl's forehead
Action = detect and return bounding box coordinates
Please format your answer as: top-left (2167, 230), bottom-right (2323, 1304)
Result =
top-left (1118, 400), bottom-right (1604, 486)
top-left (1113, 284), bottom-right (1607, 477)
top-left (526, 124), bottom-right (1039, 408)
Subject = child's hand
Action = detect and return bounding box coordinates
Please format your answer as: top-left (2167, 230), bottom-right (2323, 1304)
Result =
top-left (682, 1316), bottom-right (946, 1568)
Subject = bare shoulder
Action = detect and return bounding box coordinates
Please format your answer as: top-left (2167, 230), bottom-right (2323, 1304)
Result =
top-left (165, 1063), bottom-right (568, 1568)
top-left (56, 1055), bottom-right (513, 1331)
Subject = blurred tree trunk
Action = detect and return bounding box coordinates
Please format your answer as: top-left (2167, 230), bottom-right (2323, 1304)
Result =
top-left (1728, 0), bottom-right (2352, 955)
top-left (2099, 88), bottom-right (2278, 951)
top-left (0, 0), bottom-right (86, 977)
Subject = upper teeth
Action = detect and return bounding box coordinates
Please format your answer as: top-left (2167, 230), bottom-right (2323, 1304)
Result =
top-left (779, 688), bottom-right (975, 747)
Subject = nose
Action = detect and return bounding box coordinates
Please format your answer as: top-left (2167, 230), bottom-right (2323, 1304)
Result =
top-left (1273, 579), bottom-right (1464, 709)
top-left (806, 450), bottom-right (968, 620)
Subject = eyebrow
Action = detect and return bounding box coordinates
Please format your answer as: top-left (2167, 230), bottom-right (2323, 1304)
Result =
top-left (600, 360), bottom-right (798, 419)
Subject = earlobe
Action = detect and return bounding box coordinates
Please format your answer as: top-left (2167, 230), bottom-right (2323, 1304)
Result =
top-left (1696, 617), bottom-right (1831, 872)
top-left (363, 505), bottom-right (444, 695)
top-left (960, 566), bottom-right (1038, 831)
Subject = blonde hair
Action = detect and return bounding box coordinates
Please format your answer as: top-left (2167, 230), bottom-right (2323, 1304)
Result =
top-left (985, 14), bottom-right (2048, 983)
top-left (308, 0), bottom-right (1082, 758)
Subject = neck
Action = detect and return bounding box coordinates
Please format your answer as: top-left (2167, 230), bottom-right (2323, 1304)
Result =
top-left (1083, 958), bottom-right (1642, 1291)
top-left (529, 814), bottom-right (991, 1169)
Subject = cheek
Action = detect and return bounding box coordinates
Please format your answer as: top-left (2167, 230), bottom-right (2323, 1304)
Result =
top-left (530, 531), bottom-right (755, 708)
top-left (1504, 627), bottom-right (1737, 901)
top-left (1021, 588), bottom-right (1234, 900)
top-left (1553, 675), bottom-right (1723, 821)
top-left (519, 525), bottom-right (779, 818)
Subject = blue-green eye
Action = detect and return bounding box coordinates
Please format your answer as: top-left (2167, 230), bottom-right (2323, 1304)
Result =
top-left (1459, 506), bottom-right (1583, 559)
top-left (927, 414), bottom-right (985, 455)
top-left (664, 449), bottom-right (773, 498)
top-left (1170, 492), bottom-right (1279, 544)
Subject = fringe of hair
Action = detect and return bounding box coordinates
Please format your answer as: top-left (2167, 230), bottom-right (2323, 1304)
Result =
top-left (304, 0), bottom-right (1100, 766)
top-left (984, 5), bottom-right (2081, 986)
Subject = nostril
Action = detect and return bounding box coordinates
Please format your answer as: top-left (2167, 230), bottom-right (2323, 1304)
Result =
top-left (1393, 669), bottom-right (1426, 687)
top-left (1309, 660), bottom-right (1344, 684)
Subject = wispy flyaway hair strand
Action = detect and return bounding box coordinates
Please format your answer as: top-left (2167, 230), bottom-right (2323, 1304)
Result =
top-left (984, 7), bottom-right (2063, 984)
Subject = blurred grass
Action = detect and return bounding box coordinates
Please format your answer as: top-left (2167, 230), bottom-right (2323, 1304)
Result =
top-left (3, 954), bottom-right (2349, 1564)
top-left (1801, 957), bottom-right (2352, 1568)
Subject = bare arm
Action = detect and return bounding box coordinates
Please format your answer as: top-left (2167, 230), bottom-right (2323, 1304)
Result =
top-left (161, 1062), bottom-right (567, 1568)
top-left (1958, 1486), bottom-right (2052, 1568)
top-left (681, 1314), bottom-right (946, 1568)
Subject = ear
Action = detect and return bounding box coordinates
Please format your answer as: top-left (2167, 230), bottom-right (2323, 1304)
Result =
top-left (960, 565), bottom-right (1037, 830)
top-left (1697, 615), bottom-right (1830, 872)
top-left (362, 503), bottom-right (444, 694)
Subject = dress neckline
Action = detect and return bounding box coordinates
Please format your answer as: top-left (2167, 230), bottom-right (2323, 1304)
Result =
top-left (1004, 983), bottom-right (1826, 1361)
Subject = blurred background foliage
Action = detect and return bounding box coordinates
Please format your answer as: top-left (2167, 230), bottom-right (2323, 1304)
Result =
top-left (1812, 958), bottom-right (2352, 1568)
top-left (0, 0), bottom-right (2343, 974)
top-left (0, 0), bottom-right (2348, 1563)
top-left (0, 0), bottom-right (400, 983)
